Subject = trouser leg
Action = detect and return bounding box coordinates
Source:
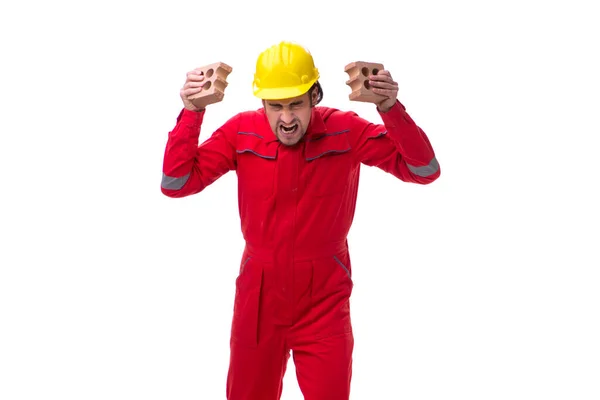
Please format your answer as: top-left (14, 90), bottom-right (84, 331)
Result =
top-left (226, 251), bottom-right (291, 400)
top-left (226, 333), bottom-right (290, 400)
top-left (292, 331), bottom-right (354, 400)
top-left (290, 250), bottom-right (355, 400)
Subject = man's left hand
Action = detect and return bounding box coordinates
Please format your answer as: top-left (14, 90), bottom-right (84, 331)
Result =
top-left (369, 70), bottom-right (399, 112)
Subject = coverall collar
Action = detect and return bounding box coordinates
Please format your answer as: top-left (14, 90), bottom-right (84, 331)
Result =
top-left (305, 107), bottom-right (328, 140)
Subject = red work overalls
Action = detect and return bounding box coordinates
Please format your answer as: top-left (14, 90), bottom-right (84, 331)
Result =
top-left (161, 100), bottom-right (440, 399)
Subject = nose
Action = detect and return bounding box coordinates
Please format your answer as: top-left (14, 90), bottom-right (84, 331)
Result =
top-left (280, 109), bottom-right (295, 124)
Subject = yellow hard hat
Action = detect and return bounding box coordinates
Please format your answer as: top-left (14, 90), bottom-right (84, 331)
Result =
top-left (253, 41), bottom-right (320, 100)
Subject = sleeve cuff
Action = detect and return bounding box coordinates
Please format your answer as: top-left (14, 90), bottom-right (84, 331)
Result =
top-left (378, 100), bottom-right (414, 128)
top-left (177, 108), bottom-right (206, 125)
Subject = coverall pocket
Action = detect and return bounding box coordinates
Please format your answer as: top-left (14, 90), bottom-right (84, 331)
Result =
top-left (309, 253), bottom-right (354, 340)
top-left (237, 154), bottom-right (276, 199)
top-left (312, 251), bottom-right (354, 294)
top-left (236, 134), bottom-right (277, 200)
top-left (231, 256), bottom-right (263, 348)
top-left (333, 255), bottom-right (352, 282)
top-left (333, 254), bottom-right (353, 288)
top-left (304, 133), bottom-right (353, 197)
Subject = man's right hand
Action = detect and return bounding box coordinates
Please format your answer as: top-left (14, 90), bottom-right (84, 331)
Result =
top-left (180, 69), bottom-right (207, 112)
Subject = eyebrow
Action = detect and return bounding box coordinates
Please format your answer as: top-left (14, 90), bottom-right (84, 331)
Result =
top-left (268, 100), bottom-right (304, 107)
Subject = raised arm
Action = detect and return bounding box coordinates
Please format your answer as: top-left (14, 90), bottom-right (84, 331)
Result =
top-left (351, 69), bottom-right (440, 184)
top-left (161, 108), bottom-right (239, 197)
top-left (161, 67), bottom-right (238, 197)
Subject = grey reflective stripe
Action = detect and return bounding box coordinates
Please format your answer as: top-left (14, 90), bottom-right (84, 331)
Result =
top-left (161, 173), bottom-right (190, 190)
top-left (407, 157), bottom-right (439, 177)
top-left (236, 149), bottom-right (276, 159)
top-left (238, 132), bottom-right (263, 139)
top-left (309, 129), bottom-right (350, 141)
top-left (306, 147), bottom-right (351, 161)
top-left (333, 256), bottom-right (350, 278)
top-left (240, 256), bottom-right (251, 273)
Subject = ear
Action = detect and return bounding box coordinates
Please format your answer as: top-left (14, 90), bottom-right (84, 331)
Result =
top-left (310, 88), bottom-right (319, 105)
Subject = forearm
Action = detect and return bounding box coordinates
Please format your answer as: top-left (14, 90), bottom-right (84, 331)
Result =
top-left (161, 108), bottom-right (206, 197)
top-left (378, 100), bottom-right (439, 178)
top-left (161, 108), bottom-right (238, 197)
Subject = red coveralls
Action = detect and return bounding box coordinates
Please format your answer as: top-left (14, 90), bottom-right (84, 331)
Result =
top-left (161, 100), bottom-right (440, 400)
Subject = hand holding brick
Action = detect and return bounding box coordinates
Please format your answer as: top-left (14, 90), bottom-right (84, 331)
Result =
top-left (188, 62), bottom-right (233, 109)
top-left (344, 61), bottom-right (387, 104)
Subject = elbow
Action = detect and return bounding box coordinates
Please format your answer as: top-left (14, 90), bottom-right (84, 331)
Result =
top-left (161, 186), bottom-right (185, 198)
top-left (161, 172), bottom-right (191, 198)
top-left (415, 169), bottom-right (440, 185)
top-left (407, 156), bottom-right (440, 185)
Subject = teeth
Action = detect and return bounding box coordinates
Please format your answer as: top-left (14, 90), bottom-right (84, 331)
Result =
top-left (281, 124), bottom-right (297, 133)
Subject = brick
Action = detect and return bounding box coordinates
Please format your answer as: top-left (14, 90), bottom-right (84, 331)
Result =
top-left (344, 61), bottom-right (387, 103)
top-left (188, 62), bottom-right (233, 109)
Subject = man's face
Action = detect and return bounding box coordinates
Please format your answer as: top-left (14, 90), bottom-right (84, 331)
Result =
top-left (263, 91), bottom-right (316, 146)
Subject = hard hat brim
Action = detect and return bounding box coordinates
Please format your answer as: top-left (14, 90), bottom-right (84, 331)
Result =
top-left (253, 80), bottom-right (317, 100)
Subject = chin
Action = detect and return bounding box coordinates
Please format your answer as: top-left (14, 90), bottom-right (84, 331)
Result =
top-left (277, 133), bottom-right (304, 146)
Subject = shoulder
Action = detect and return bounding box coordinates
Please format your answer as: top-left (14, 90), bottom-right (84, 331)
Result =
top-left (314, 105), bottom-right (385, 151)
top-left (238, 108), bottom-right (264, 118)
top-left (314, 105), bottom-right (366, 135)
top-left (216, 109), bottom-right (264, 133)
top-left (229, 108), bottom-right (267, 128)
top-left (315, 105), bottom-right (357, 120)
top-left (223, 109), bottom-right (262, 123)
top-left (315, 105), bottom-right (363, 128)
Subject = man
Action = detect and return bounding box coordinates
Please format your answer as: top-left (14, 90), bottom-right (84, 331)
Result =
top-left (161, 41), bottom-right (440, 400)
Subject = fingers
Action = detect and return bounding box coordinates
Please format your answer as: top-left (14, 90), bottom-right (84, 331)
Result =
top-left (181, 83), bottom-right (209, 97)
top-left (368, 70), bottom-right (398, 94)
top-left (368, 80), bottom-right (398, 93)
top-left (371, 88), bottom-right (398, 99)
top-left (369, 80), bottom-right (398, 90)
top-left (369, 70), bottom-right (397, 85)
top-left (187, 69), bottom-right (205, 81)
top-left (181, 69), bottom-right (208, 97)
top-left (369, 69), bottom-right (392, 79)
top-left (366, 70), bottom-right (398, 99)
top-left (184, 80), bottom-right (206, 89)
top-left (181, 87), bottom-right (203, 98)
top-left (369, 70), bottom-right (394, 81)
top-left (184, 69), bottom-right (205, 87)
top-left (180, 68), bottom-right (211, 111)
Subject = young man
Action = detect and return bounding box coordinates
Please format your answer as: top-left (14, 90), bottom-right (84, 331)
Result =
top-left (161, 41), bottom-right (440, 400)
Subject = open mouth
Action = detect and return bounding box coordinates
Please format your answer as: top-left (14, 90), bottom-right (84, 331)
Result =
top-left (279, 124), bottom-right (299, 136)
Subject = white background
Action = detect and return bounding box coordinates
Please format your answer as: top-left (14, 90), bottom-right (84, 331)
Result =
top-left (1, 0), bottom-right (599, 399)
